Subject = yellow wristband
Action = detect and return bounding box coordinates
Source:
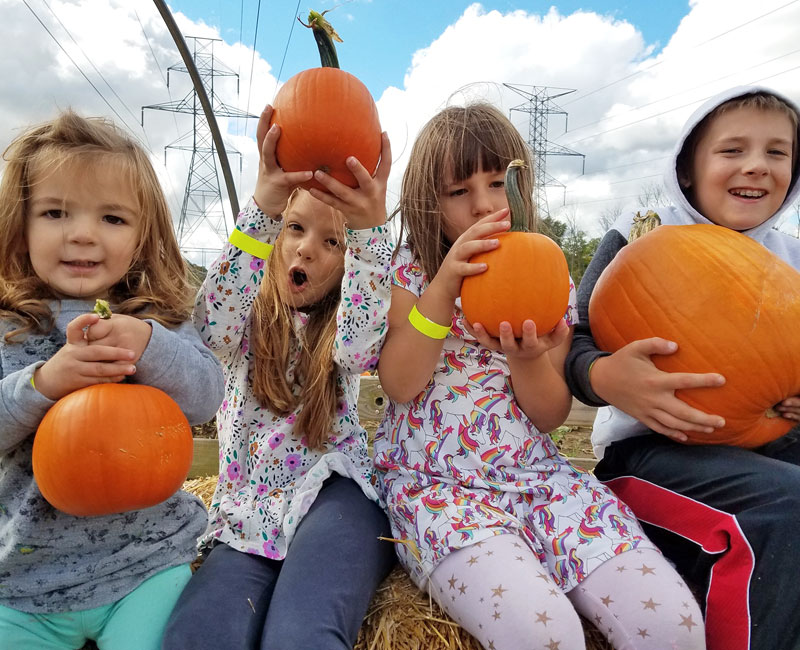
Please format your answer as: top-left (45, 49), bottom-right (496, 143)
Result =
top-left (229, 228), bottom-right (274, 259)
top-left (30, 375), bottom-right (36, 390)
top-left (408, 304), bottom-right (451, 339)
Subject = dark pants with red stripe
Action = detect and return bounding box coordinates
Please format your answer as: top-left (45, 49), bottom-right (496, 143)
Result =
top-left (595, 428), bottom-right (800, 650)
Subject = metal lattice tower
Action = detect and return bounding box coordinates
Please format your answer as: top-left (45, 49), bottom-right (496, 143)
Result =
top-left (143, 37), bottom-right (257, 264)
top-left (504, 84), bottom-right (585, 219)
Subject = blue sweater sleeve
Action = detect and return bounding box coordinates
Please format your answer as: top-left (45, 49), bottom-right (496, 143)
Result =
top-left (132, 319), bottom-right (224, 425)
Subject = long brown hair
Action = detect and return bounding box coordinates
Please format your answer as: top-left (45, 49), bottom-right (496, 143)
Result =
top-left (396, 102), bottom-right (535, 280)
top-left (0, 110), bottom-right (192, 340)
top-left (249, 190), bottom-right (344, 449)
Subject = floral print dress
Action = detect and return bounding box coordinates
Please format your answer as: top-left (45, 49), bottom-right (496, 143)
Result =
top-left (193, 199), bottom-right (393, 559)
top-left (373, 244), bottom-right (656, 590)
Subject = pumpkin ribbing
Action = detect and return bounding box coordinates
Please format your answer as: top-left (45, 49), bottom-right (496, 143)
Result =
top-left (589, 223), bottom-right (800, 447)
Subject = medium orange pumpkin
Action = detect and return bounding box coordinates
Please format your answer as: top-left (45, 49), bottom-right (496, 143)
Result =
top-left (32, 384), bottom-right (193, 516)
top-left (589, 223), bottom-right (800, 448)
top-left (461, 160), bottom-right (571, 338)
top-left (269, 11), bottom-right (381, 193)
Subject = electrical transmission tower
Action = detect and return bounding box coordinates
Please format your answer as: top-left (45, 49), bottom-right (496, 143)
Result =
top-left (504, 84), bottom-right (585, 219)
top-left (143, 36), bottom-right (257, 266)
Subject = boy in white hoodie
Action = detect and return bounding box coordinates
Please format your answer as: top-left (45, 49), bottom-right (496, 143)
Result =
top-left (566, 86), bottom-right (800, 650)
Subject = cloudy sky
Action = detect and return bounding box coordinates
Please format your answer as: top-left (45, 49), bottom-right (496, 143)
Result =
top-left (3, 0), bottom-right (800, 263)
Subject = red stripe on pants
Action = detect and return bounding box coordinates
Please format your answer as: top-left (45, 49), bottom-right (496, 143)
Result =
top-left (605, 476), bottom-right (753, 650)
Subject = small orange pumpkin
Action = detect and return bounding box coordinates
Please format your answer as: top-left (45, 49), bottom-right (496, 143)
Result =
top-left (461, 160), bottom-right (571, 338)
top-left (269, 10), bottom-right (381, 193)
top-left (32, 384), bottom-right (193, 516)
top-left (589, 223), bottom-right (800, 447)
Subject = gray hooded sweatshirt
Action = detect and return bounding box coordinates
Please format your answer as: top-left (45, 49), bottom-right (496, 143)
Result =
top-left (565, 85), bottom-right (800, 458)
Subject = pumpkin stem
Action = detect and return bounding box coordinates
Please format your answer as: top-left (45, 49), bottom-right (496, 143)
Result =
top-left (505, 159), bottom-right (530, 233)
top-left (628, 210), bottom-right (661, 242)
top-left (299, 10), bottom-right (342, 69)
top-left (93, 299), bottom-right (112, 320)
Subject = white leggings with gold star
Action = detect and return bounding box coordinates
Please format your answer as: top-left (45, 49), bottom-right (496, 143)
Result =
top-left (428, 534), bottom-right (705, 650)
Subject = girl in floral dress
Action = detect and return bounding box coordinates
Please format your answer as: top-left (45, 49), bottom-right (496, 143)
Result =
top-left (373, 103), bottom-right (705, 650)
top-left (163, 106), bottom-right (396, 650)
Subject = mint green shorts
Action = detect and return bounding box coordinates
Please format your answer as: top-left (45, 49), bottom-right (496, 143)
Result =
top-left (0, 564), bottom-right (191, 650)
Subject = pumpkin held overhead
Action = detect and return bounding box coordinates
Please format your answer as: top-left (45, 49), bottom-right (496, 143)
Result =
top-left (268, 10), bottom-right (382, 193)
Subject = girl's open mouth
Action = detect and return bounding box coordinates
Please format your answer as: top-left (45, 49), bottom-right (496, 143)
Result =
top-left (289, 267), bottom-right (308, 291)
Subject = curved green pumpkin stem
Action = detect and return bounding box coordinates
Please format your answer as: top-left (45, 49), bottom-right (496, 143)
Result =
top-left (299, 10), bottom-right (342, 69)
top-left (504, 159), bottom-right (530, 233)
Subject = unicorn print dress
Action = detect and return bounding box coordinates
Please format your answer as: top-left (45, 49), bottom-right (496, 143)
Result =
top-left (373, 244), bottom-right (657, 591)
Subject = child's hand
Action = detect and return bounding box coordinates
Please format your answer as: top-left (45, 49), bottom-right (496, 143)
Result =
top-left (32, 314), bottom-right (137, 400)
top-left (591, 337), bottom-right (727, 442)
top-left (253, 105), bottom-right (313, 216)
top-left (468, 318), bottom-right (569, 361)
top-left (429, 209), bottom-right (510, 305)
top-left (775, 395), bottom-right (800, 421)
top-left (86, 314), bottom-right (152, 363)
top-left (308, 131), bottom-right (392, 230)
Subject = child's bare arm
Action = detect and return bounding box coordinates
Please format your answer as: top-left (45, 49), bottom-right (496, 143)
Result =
top-left (470, 319), bottom-right (572, 432)
top-left (378, 211), bottom-right (510, 403)
top-left (590, 339), bottom-right (726, 441)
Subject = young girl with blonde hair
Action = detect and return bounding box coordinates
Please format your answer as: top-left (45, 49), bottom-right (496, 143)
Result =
top-left (0, 110), bottom-right (223, 650)
top-left (163, 106), bottom-right (396, 650)
top-left (373, 102), bottom-right (706, 650)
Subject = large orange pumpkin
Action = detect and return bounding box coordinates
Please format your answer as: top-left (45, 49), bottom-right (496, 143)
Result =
top-left (32, 384), bottom-right (194, 516)
top-left (269, 11), bottom-right (381, 193)
top-left (461, 160), bottom-right (571, 338)
top-left (589, 223), bottom-right (800, 447)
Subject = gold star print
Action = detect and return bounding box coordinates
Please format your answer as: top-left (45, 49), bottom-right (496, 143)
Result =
top-left (491, 584), bottom-right (508, 598)
top-left (600, 594), bottom-right (613, 607)
top-left (513, 541), bottom-right (522, 548)
top-left (679, 614), bottom-right (699, 631)
top-left (637, 628), bottom-right (650, 639)
top-left (637, 564), bottom-right (656, 576)
top-left (536, 571), bottom-right (550, 582)
top-left (642, 598), bottom-right (660, 611)
top-left (467, 555), bottom-right (480, 566)
top-left (594, 614), bottom-right (603, 626)
top-left (492, 610), bottom-right (502, 621)
top-left (487, 642), bottom-right (496, 650)
top-left (485, 550), bottom-right (494, 557)
top-left (545, 640), bottom-right (561, 650)
top-left (448, 575), bottom-right (458, 589)
top-left (515, 555), bottom-right (525, 562)
top-left (549, 588), bottom-right (560, 597)
top-left (458, 583), bottom-right (467, 595)
top-left (536, 610), bottom-right (553, 626)
top-left (616, 565), bottom-right (627, 573)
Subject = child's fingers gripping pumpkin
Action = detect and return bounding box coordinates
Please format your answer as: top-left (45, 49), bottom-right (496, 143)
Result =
top-left (433, 209), bottom-right (510, 304)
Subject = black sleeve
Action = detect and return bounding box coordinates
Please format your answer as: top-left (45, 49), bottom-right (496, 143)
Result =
top-left (565, 229), bottom-right (627, 406)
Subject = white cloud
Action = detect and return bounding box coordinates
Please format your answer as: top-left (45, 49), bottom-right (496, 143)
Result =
top-left (1, 0), bottom-right (798, 262)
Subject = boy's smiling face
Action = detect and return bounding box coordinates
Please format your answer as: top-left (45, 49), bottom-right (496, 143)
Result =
top-left (685, 106), bottom-right (795, 231)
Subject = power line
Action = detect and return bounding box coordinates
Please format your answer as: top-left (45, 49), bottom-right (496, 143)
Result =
top-left (245, 0), bottom-right (263, 116)
top-left (22, 0), bottom-right (140, 137)
top-left (561, 63), bottom-right (800, 147)
top-left (565, 46), bottom-right (800, 135)
top-left (562, 0), bottom-right (800, 107)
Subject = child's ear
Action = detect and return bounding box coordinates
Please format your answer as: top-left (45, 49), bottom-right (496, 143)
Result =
top-left (678, 170), bottom-right (692, 189)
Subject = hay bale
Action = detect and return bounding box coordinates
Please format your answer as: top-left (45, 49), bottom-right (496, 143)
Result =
top-left (182, 477), bottom-right (611, 650)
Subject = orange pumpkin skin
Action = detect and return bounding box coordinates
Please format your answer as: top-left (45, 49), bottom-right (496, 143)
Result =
top-left (461, 231), bottom-right (571, 338)
top-left (589, 224), bottom-right (800, 448)
top-left (270, 67), bottom-right (381, 193)
top-left (32, 384), bottom-right (193, 517)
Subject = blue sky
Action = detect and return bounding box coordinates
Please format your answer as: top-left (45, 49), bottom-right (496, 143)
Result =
top-left (168, 1), bottom-right (692, 100)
